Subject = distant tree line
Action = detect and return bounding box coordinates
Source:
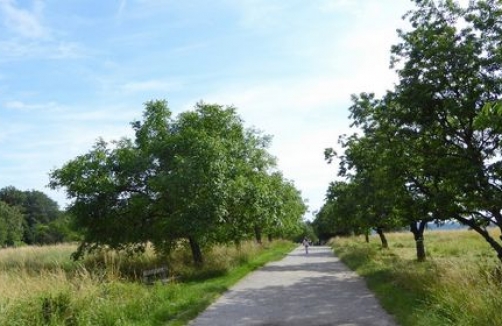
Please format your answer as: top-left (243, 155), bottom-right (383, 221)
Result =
top-left (50, 101), bottom-right (307, 264)
top-left (0, 186), bottom-right (79, 246)
top-left (314, 0), bottom-right (502, 263)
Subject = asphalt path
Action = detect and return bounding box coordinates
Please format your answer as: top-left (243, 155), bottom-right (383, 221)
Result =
top-left (188, 245), bottom-right (397, 326)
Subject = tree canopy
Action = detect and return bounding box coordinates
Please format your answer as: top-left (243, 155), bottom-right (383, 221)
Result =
top-left (0, 186), bottom-right (72, 246)
top-left (0, 200), bottom-right (23, 246)
top-left (49, 100), bottom-right (306, 263)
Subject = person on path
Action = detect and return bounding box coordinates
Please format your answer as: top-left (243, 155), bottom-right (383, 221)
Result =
top-left (302, 237), bottom-right (310, 254)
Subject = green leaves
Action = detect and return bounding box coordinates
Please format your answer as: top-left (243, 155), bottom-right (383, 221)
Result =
top-left (319, 0), bottom-right (502, 261)
top-left (474, 101), bottom-right (502, 132)
top-left (49, 100), bottom-right (306, 263)
top-left (0, 200), bottom-right (23, 246)
top-left (0, 187), bottom-right (64, 245)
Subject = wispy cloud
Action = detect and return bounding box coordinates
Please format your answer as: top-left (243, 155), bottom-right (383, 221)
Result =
top-left (116, 0), bottom-right (127, 22)
top-left (0, 0), bottom-right (49, 39)
top-left (4, 100), bottom-right (58, 111)
top-left (0, 0), bottom-right (428, 212)
top-left (0, 1), bottom-right (88, 61)
top-left (0, 38), bottom-right (87, 61)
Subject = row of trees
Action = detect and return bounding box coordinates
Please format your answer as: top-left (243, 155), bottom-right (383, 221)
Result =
top-left (0, 186), bottom-right (77, 246)
top-left (314, 0), bottom-right (502, 262)
top-left (49, 101), bottom-right (307, 264)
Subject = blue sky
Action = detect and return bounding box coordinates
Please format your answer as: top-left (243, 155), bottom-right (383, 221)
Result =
top-left (0, 0), bottom-right (415, 215)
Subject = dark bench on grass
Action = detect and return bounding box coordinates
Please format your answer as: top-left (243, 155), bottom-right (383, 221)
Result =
top-left (142, 266), bottom-right (169, 285)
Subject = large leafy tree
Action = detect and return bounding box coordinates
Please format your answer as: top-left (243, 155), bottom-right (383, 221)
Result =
top-left (50, 100), bottom-right (304, 264)
top-left (156, 102), bottom-right (264, 264)
top-left (387, 0), bottom-right (502, 261)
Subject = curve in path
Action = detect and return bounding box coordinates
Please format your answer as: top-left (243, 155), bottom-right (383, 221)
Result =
top-left (189, 245), bottom-right (397, 326)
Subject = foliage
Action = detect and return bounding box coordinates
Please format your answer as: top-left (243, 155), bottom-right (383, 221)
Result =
top-left (319, 0), bottom-right (502, 262)
top-left (49, 100), bottom-right (306, 264)
top-left (0, 201), bottom-right (23, 246)
top-left (387, 0), bottom-right (502, 261)
top-left (0, 187), bottom-right (75, 245)
top-left (313, 181), bottom-right (362, 240)
top-left (291, 221), bottom-right (318, 244)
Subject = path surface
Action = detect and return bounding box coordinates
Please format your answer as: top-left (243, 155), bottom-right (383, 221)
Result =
top-left (189, 246), bottom-right (397, 326)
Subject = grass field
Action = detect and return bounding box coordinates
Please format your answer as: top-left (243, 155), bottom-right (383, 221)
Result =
top-left (0, 240), bottom-right (295, 325)
top-left (330, 229), bottom-right (502, 326)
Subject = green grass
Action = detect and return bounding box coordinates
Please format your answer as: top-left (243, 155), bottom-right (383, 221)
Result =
top-left (331, 229), bottom-right (502, 326)
top-left (0, 240), bottom-right (295, 325)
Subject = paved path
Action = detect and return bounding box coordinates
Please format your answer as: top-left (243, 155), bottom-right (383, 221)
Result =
top-left (189, 246), bottom-right (397, 326)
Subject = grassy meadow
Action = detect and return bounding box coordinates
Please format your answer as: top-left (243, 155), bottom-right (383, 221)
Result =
top-left (0, 240), bottom-right (295, 326)
top-left (331, 229), bottom-right (502, 326)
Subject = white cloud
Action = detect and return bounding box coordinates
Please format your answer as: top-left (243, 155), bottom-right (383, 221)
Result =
top-left (0, 0), bottom-right (49, 39)
top-left (0, 37), bottom-right (86, 61)
top-left (0, 1), bottom-right (88, 61)
top-left (0, 0), bottom-right (434, 213)
top-left (4, 100), bottom-right (58, 111)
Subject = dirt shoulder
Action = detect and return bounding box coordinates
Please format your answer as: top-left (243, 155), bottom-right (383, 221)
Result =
top-left (188, 245), bottom-right (397, 326)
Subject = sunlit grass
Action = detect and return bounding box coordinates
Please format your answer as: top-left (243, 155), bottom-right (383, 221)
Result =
top-left (331, 229), bottom-right (502, 326)
top-left (0, 240), bottom-right (295, 325)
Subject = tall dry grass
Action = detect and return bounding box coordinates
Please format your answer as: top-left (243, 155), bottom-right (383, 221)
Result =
top-left (331, 228), bottom-right (502, 326)
top-left (0, 240), bottom-right (292, 325)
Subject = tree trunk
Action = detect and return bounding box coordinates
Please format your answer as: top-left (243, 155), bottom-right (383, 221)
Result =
top-left (188, 236), bottom-right (203, 266)
top-left (375, 227), bottom-right (388, 249)
top-left (268, 234), bottom-right (273, 242)
top-left (364, 230), bottom-right (370, 243)
top-left (410, 221), bottom-right (427, 262)
top-left (254, 225), bottom-right (262, 244)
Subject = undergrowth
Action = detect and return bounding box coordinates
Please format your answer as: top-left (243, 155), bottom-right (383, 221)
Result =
top-left (0, 240), bottom-right (295, 325)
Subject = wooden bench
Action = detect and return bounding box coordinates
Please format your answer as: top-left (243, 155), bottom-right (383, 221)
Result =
top-left (142, 266), bottom-right (169, 285)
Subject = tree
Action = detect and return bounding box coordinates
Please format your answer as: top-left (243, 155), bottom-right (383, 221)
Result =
top-left (0, 201), bottom-right (23, 246)
top-left (388, 0), bottom-right (502, 261)
top-left (50, 102), bottom-right (173, 259)
top-left (0, 187), bottom-right (62, 244)
top-left (314, 181), bottom-right (363, 240)
top-left (264, 173), bottom-right (307, 242)
top-left (157, 102), bottom-right (257, 264)
top-left (339, 93), bottom-right (438, 259)
top-left (50, 100), bottom-right (304, 264)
